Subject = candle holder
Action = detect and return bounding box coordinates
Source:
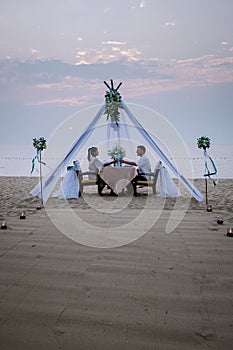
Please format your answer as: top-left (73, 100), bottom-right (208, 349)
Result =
top-left (206, 205), bottom-right (212, 212)
top-left (227, 227), bottom-right (233, 237)
top-left (20, 211), bottom-right (26, 219)
top-left (1, 221), bottom-right (7, 230)
top-left (217, 218), bottom-right (224, 225)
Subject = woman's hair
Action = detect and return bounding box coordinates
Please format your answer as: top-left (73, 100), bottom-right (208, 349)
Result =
top-left (87, 147), bottom-right (98, 161)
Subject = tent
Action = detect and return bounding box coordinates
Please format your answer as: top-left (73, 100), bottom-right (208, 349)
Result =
top-left (30, 81), bottom-right (203, 203)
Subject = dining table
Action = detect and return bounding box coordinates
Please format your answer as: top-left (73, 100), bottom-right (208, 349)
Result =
top-left (99, 166), bottom-right (137, 194)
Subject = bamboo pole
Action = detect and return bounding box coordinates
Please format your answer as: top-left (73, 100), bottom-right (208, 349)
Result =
top-left (205, 177), bottom-right (208, 206)
top-left (39, 150), bottom-right (43, 205)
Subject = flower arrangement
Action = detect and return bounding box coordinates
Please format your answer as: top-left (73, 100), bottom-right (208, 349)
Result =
top-left (33, 137), bottom-right (47, 151)
top-left (108, 145), bottom-right (126, 159)
top-left (197, 136), bottom-right (211, 150)
top-left (103, 80), bottom-right (123, 126)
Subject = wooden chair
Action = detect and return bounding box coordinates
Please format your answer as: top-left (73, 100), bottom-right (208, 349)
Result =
top-left (77, 170), bottom-right (98, 195)
top-left (135, 168), bottom-right (160, 194)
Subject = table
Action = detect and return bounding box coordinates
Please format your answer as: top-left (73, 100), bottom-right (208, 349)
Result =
top-left (99, 166), bottom-right (137, 194)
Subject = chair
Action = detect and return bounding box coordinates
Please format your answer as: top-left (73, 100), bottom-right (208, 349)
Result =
top-left (135, 168), bottom-right (160, 194)
top-left (77, 170), bottom-right (98, 195)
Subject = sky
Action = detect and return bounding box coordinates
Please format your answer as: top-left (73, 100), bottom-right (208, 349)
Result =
top-left (1, 0), bottom-right (233, 149)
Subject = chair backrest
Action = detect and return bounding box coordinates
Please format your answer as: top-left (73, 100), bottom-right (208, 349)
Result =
top-left (77, 170), bottom-right (98, 195)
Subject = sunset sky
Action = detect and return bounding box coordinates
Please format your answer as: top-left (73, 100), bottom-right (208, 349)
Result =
top-left (1, 0), bottom-right (233, 147)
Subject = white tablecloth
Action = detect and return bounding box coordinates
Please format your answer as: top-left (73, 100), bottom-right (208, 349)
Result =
top-left (100, 166), bottom-right (137, 194)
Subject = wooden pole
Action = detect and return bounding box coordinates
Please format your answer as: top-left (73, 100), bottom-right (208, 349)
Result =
top-left (39, 150), bottom-right (43, 205)
top-left (205, 177), bottom-right (208, 206)
top-left (103, 81), bottom-right (111, 89)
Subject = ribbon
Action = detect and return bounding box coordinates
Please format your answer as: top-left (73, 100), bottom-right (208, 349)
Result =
top-left (203, 149), bottom-right (218, 186)
top-left (30, 149), bottom-right (46, 174)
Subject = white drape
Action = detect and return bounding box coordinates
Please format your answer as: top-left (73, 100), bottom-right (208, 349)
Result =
top-left (53, 168), bottom-right (80, 199)
top-left (156, 164), bottom-right (180, 198)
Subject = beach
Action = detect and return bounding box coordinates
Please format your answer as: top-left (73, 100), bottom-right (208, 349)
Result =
top-left (0, 177), bottom-right (233, 349)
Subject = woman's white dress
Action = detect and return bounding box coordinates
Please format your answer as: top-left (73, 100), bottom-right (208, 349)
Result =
top-left (88, 156), bottom-right (103, 179)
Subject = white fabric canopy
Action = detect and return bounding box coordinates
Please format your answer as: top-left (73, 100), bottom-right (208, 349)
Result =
top-left (30, 101), bottom-right (203, 203)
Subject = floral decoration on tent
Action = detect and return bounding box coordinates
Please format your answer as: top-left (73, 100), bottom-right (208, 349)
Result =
top-left (104, 79), bottom-right (123, 126)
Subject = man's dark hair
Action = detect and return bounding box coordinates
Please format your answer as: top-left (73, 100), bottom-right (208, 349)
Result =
top-left (137, 145), bottom-right (146, 153)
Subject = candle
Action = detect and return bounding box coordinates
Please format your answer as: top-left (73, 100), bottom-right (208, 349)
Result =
top-left (217, 218), bottom-right (224, 225)
top-left (206, 205), bottom-right (212, 212)
top-left (1, 221), bottom-right (7, 229)
top-left (227, 227), bottom-right (233, 237)
top-left (20, 211), bottom-right (26, 219)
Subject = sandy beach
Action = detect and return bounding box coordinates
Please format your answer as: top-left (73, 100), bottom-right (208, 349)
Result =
top-left (0, 176), bottom-right (233, 349)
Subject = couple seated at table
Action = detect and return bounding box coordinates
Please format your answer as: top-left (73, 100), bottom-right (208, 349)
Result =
top-left (88, 145), bottom-right (151, 197)
top-left (56, 144), bottom-right (180, 199)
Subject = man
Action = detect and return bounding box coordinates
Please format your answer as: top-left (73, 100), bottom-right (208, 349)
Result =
top-left (121, 145), bottom-right (151, 196)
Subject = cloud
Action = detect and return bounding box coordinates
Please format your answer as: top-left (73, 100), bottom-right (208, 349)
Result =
top-left (103, 7), bottom-right (110, 13)
top-left (165, 21), bottom-right (176, 27)
top-left (74, 59), bottom-right (90, 65)
top-left (112, 47), bottom-right (121, 52)
top-left (25, 96), bottom-right (88, 107)
top-left (35, 82), bottom-right (72, 90)
top-left (1, 48), bottom-right (233, 107)
top-left (176, 54), bottom-right (214, 64)
top-left (102, 41), bottom-right (126, 45)
top-left (30, 48), bottom-right (40, 54)
top-left (120, 48), bottom-right (142, 61)
top-left (130, 0), bottom-right (146, 10)
top-left (74, 44), bottom-right (143, 64)
top-left (76, 51), bottom-right (87, 56)
top-left (176, 54), bottom-right (233, 69)
top-left (75, 48), bottom-right (119, 65)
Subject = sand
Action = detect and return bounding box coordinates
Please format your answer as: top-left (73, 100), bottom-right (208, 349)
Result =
top-left (0, 177), bottom-right (233, 349)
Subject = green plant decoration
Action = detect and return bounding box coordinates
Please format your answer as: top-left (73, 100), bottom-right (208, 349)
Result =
top-left (197, 136), bottom-right (211, 150)
top-left (103, 80), bottom-right (123, 126)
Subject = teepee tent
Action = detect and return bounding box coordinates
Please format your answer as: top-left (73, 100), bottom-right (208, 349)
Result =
top-left (30, 81), bottom-right (203, 203)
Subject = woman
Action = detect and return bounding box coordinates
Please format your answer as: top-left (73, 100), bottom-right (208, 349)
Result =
top-left (87, 147), bottom-right (116, 196)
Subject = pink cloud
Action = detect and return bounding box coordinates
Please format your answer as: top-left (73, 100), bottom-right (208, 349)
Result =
top-left (25, 96), bottom-right (88, 107)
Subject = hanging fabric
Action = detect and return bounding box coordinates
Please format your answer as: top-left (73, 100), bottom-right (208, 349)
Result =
top-left (203, 149), bottom-right (218, 186)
